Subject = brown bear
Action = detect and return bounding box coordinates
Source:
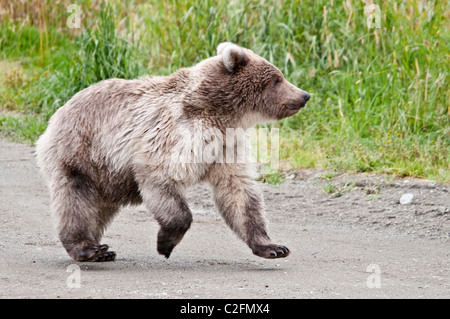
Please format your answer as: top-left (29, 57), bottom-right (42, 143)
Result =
top-left (35, 42), bottom-right (310, 262)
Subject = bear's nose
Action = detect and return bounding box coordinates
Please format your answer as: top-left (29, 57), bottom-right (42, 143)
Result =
top-left (303, 92), bottom-right (311, 103)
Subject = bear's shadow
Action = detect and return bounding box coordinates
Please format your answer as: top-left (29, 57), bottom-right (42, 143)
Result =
top-left (54, 255), bottom-right (285, 273)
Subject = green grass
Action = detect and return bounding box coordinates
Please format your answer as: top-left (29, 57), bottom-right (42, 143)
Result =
top-left (0, 0), bottom-right (449, 182)
top-left (0, 113), bottom-right (47, 144)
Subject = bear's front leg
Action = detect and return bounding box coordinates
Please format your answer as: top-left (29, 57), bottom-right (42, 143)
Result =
top-left (206, 164), bottom-right (290, 259)
top-left (136, 175), bottom-right (193, 258)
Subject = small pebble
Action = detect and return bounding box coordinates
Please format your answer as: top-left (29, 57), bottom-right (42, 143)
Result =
top-left (400, 193), bottom-right (414, 205)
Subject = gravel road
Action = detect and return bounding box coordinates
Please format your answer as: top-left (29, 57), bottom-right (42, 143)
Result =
top-left (0, 140), bottom-right (448, 298)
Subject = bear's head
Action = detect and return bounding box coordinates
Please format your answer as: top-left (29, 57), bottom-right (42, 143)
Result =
top-left (191, 42), bottom-right (310, 126)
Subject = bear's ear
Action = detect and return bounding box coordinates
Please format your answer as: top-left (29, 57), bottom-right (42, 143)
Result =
top-left (217, 42), bottom-right (248, 72)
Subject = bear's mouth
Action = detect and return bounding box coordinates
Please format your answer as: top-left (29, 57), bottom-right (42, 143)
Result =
top-left (284, 103), bottom-right (305, 111)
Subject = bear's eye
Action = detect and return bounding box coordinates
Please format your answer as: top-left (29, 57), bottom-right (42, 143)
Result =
top-left (273, 77), bottom-right (281, 86)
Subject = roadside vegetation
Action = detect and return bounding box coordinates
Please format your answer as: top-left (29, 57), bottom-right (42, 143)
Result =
top-left (0, 0), bottom-right (448, 182)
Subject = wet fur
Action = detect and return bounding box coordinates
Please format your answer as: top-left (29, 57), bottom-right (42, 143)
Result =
top-left (36, 43), bottom-right (309, 262)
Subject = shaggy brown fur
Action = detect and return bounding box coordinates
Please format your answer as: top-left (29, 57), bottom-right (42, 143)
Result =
top-left (36, 42), bottom-right (310, 262)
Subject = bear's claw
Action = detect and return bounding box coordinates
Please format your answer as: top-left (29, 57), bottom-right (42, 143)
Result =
top-left (92, 250), bottom-right (116, 262)
top-left (69, 244), bottom-right (116, 262)
top-left (252, 244), bottom-right (290, 259)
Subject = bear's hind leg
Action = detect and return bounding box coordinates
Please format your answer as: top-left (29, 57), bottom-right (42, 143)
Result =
top-left (51, 185), bottom-right (117, 262)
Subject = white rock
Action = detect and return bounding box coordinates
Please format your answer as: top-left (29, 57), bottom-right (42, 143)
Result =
top-left (400, 193), bottom-right (414, 205)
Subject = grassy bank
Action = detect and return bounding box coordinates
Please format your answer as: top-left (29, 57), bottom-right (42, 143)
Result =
top-left (0, 0), bottom-right (448, 182)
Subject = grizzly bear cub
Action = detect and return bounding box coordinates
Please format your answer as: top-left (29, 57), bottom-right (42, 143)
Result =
top-left (36, 43), bottom-right (310, 262)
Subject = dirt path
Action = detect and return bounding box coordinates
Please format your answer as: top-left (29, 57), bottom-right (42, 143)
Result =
top-left (0, 140), bottom-right (448, 299)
